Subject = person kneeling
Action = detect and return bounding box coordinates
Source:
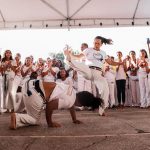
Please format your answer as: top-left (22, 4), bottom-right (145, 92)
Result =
top-left (10, 72), bottom-right (81, 129)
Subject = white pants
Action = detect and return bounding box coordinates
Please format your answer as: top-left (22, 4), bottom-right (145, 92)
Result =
top-left (5, 78), bottom-right (14, 110)
top-left (15, 92), bottom-right (25, 112)
top-left (69, 60), bottom-right (109, 115)
top-left (130, 78), bottom-right (140, 106)
top-left (77, 74), bottom-right (92, 93)
top-left (125, 78), bottom-right (132, 106)
top-left (0, 76), bottom-right (3, 111)
top-left (3, 71), bottom-right (15, 110)
top-left (11, 75), bottom-right (23, 112)
top-left (107, 82), bottom-right (115, 107)
top-left (15, 90), bottom-right (44, 128)
top-left (139, 75), bottom-right (150, 107)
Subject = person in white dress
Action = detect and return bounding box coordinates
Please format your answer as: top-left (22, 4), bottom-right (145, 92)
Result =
top-left (42, 58), bottom-right (59, 82)
top-left (127, 51), bottom-right (140, 107)
top-left (1, 50), bottom-right (15, 112)
top-left (137, 49), bottom-right (150, 108)
top-left (35, 58), bottom-right (45, 80)
top-left (11, 53), bottom-right (24, 112)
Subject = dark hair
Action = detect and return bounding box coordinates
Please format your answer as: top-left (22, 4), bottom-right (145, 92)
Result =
top-left (140, 49), bottom-right (148, 58)
top-left (57, 68), bottom-right (69, 79)
top-left (117, 51), bottom-right (122, 56)
top-left (82, 43), bottom-right (88, 48)
top-left (24, 57), bottom-right (31, 65)
top-left (95, 36), bottom-right (112, 45)
top-left (76, 91), bottom-right (103, 110)
top-left (2, 50), bottom-right (13, 62)
top-left (56, 60), bottom-right (64, 68)
top-left (129, 50), bottom-right (136, 55)
top-left (110, 56), bottom-right (114, 60)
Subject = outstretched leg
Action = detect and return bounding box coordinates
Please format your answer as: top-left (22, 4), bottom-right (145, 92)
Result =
top-left (10, 112), bottom-right (16, 130)
top-left (45, 99), bottom-right (61, 127)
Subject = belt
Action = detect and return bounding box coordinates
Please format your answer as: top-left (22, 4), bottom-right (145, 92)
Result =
top-left (89, 66), bottom-right (102, 72)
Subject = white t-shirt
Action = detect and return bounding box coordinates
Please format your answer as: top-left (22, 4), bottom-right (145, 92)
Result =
top-left (115, 65), bottom-right (126, 80)
top-left (83, 48), bottom-right (107, 68)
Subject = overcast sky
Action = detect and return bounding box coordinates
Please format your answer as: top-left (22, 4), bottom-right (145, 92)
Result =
top-left (0, 26), bottom-right (150, 61)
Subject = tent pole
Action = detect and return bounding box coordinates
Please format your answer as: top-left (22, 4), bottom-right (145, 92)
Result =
top-left (147, 38), bottom-right (150, 56)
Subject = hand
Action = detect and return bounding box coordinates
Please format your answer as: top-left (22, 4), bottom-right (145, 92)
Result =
top-left (118, 62), bottom-right (123, 65)
top-left (64, 48), bottom-right (70, 56)
top-left (64, 49), bottom-right (72, 62)
top-left (123, 58), bottom-right (127, 63)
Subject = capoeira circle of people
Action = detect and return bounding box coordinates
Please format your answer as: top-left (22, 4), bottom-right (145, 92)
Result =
top-left (9, 35), bottom-right (123, 130)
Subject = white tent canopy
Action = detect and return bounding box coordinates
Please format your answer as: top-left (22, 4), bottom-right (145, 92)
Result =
top-left (0, 0), bottom-right (150, 29)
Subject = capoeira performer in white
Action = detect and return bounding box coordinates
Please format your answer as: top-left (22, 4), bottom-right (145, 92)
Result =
top-left (104, 62), bottom-right (116, 108)
top-left (10, 71), bottom-right (104, 129)
top-left (10, 72), bottom-right (82, 129)
top-left (64, 36), bottom-right (122, 116)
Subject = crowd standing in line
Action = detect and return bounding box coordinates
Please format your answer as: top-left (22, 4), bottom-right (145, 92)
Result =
top-left (0, 36), bottom-right (150, 129)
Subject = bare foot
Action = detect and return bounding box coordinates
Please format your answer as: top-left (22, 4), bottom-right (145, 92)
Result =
top-left (101, 112), bottom-right (106, 117)
top-left (10, 113), bottom-right (16, 130)
top-left (99, 112), bottom-right (106, 117)
top-left (73, 120), bottom-right (82, 124)
top-left (48, 122), bottom-right (61, 128)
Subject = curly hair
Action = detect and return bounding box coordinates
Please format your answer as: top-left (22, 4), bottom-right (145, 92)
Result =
top-left (76, 91), bottom-right (103, 110)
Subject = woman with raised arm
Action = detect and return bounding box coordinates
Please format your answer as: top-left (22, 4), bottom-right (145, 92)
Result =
top-left (115, 51), bottom-right (127, 108)
top-left (11, 53), bottom-right (24, 112)
top-left (42, 58), bottom-right (59, 82)
top-left (127, 51), bottom-right (140, 107)
top-left (1, 50), bottom-right (15, 112)
top-left (35, 58), bottom-right (44, 80)
top-left (64, 36), bottom-right (122, 116)
top-left (137, 49), bottom-right (150, 108)
top-left (21, 56), bottom-right (36, 84)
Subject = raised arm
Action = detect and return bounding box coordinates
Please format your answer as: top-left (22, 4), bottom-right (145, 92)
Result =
top-left (105, 58), bottom-right (122, 66)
